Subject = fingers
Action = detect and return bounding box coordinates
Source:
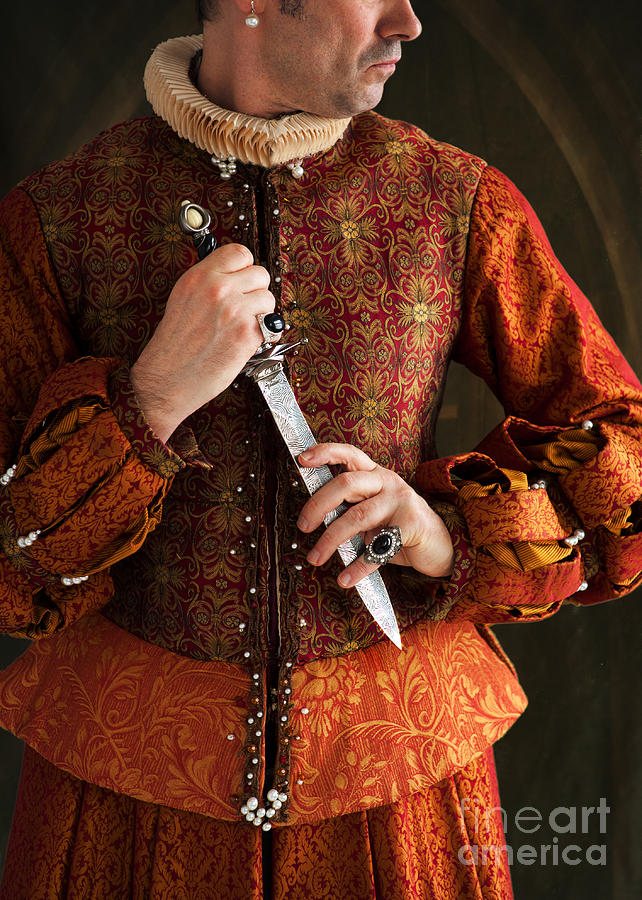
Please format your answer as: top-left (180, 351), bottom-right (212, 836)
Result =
top-left (202, 242), bottom-right (255, 274)
top-left (231, 265), bottom-right (271, 295)
top-left (336, 554), bottom-right (384, 589)
top-left (297, 468), bottom-right (384, 533)
top-left (299, 443), bottom-right (378, 472)
top-left (305, 495), bottom-right (396, 568)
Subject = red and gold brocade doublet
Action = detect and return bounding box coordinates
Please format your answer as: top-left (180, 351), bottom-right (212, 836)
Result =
top-left (0, 86), bottom-right (640, 827)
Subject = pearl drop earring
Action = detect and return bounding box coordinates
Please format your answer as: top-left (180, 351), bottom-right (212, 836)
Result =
top-left (245, 2), bottom-right (259, 28)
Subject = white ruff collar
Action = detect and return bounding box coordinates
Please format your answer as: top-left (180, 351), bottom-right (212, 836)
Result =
top-left (144, 35), bottom-right (351, 168)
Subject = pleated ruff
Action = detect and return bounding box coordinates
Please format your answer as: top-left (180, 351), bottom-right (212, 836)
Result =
top-left (1, 745), bottom-right (513, 900)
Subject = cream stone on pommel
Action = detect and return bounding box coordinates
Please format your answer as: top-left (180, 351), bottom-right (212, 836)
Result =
top-left (184, 204), bottom-right (205, 230)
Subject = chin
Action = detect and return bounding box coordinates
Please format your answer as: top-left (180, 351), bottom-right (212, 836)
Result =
top-left (325, 88), bottom-right (385, 119)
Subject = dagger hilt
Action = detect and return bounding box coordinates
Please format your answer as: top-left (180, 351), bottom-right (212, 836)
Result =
top-left (178, 200), bottom-right (217, 260)
top-left (178, 199), bottom-right (288, 362)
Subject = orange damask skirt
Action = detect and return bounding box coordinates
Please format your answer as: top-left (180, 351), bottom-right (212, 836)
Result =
top-left (1, 745), bottom-right (513, 900)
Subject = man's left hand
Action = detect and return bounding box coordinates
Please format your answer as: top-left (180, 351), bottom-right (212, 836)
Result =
top-left (297, 443), bottom-right (454, 589)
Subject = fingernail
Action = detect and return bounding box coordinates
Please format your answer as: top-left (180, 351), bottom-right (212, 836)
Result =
top-left (338, 572), bottom-right (350, 587)
top-left (299, 451), bottom-right (310, 462)
top-left (307, 549), bottom-right (320, 565)
top-left (297, 516), bottom-right (309, 531)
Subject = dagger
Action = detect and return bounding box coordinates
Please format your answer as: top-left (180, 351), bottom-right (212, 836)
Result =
top-left (178, 200), bottom-right (402, 649)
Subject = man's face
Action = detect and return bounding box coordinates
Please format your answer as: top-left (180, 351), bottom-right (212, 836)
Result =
top-left (258, 0), bottom-right (422, 118)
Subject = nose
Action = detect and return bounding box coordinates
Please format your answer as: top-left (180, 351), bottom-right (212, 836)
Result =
top-left (379, 0), bottom-right (422, 42)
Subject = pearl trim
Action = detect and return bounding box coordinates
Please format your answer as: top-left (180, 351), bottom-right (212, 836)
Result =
top-left (0, 465), bottom-right (16, 486)
top-left (564, 528), bottom-right (586, 547)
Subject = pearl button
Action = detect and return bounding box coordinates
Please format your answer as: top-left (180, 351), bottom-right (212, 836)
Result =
top-left (244, 652), bottom-right (251, 658)
top-left (301, 708), bottom-right (310, 715)
top-left (262, 822), bottom-right (272, 831)
top-left (278, 793), bottom-right (288, 803)
top-left (256, 730), bottom-right (262, 737)
top-left (249, 587), bottom-right (256, 594)
top-left (267, 788), bottom-right (279, 802)
top-left (246, 812), bottom-right (255, 822)
top-left (245, 515), bottom-right (252, 522)
top-left (240, 805), bottom-right (248, 815)
top-left (247, 773), bottom-right (254, 780)
top-left (291, 542), bottom-right (298, 549)
top-left (578, 581), bottom-right (589, 591)
top-left (252, 757), bottom-right (259, 765)
top-left (247, 797), bottom-right (259, 811)
top-left (247, 717), bottom-right (255, 724)
top-left (266, 808), bottom-right (276, 818)
top-left (226, 733), bottom-right (235, 741)
top-left (272, 799), bottom-right (282, 810)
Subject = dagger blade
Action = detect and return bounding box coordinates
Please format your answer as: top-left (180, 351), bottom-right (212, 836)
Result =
top-left (249, 359), bottom-right (402, 649)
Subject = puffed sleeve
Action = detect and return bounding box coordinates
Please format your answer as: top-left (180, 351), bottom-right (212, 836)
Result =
top-left (0, 187), bottom-right (185, 640)
top-left (414, 165), bottom-right (642, 624)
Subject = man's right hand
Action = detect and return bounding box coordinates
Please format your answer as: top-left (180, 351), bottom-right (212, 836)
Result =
top-left (130, 243), bottom-right (275, 443)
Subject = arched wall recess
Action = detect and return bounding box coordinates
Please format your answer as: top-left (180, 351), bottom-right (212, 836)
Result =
top-left (440, 0), bottom-right (641, 361)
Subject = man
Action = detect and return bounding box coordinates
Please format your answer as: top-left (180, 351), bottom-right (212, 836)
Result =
top-left (0, 1), bottom-right (640, 898)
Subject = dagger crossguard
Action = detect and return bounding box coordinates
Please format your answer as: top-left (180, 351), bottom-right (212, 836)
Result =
top-left (242, 339), bottom-right (307, 381)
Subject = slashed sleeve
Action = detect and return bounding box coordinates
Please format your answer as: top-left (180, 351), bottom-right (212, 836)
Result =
top-left (414, 165), bottom-right (642, 624)
top-left (0, 187), bottom-right (184, 640)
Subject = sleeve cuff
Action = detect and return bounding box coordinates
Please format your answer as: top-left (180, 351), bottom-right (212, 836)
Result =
top-left (108, 365), bottom-right (185, 479)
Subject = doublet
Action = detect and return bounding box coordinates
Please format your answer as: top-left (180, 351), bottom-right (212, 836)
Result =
top-left (0, 36), bottom-right (640, 829)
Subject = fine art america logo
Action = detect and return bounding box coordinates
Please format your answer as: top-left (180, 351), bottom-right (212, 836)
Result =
top-left (458, 797), bottom-right (610, 867)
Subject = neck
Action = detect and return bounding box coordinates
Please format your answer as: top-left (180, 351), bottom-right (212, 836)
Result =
top-left (198, 22), bottom-right (288, 120)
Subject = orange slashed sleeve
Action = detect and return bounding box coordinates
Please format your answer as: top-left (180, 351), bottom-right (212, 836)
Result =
top-left (415, 166), bottom-right (642, 624)
top-left (0, 188), bottom-right (183, 640)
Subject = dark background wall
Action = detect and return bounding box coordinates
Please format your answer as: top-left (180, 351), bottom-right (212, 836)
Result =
top-left (0, 2), bottom-right (640, 897)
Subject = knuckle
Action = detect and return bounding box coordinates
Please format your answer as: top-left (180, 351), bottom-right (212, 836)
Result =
top-left (341, 471), bottom-right (359, 491)
top-left (348, 503), bottom-right (368, 527)
top-left (229, 243), bottom-right (254, 265)
top-left (255, 265), bottom-right (271, 286)
top-left (174, 266), bottom-right (199, 296)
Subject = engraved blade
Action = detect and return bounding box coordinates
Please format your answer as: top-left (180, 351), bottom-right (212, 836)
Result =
top-left (251, 362), bottom-right (402, 649)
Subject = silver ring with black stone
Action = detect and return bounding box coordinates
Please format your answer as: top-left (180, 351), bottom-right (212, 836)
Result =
top-left (364, 526), bottom-right (402, 566)
top-left (256, 312), bottom-right (285, 344)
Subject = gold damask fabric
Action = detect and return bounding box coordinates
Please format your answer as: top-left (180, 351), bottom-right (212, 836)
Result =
top-left (0, 611), bottom-right (526, 824)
